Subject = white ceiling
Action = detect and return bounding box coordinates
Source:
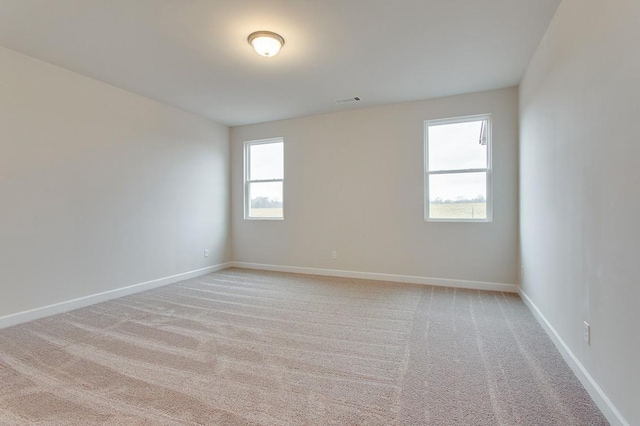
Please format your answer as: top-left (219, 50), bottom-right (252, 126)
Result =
top-left (0, 0), bottom-right (560, 126)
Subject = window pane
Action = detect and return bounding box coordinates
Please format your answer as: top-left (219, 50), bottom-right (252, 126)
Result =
top-left (250, 142), bottom-right (283, 180)
top-left (429, 172), bottom-right (487, 219)
top-left (428, 120), bottom-right (487, 171)
top-left (249, 181), bottom-right (283, 218)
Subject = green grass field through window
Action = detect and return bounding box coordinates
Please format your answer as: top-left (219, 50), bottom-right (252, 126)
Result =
top-left (429, 202), bottom-right (486, 220)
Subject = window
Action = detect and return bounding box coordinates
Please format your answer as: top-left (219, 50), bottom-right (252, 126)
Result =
top-left (244, 138), bottom-right (284, 219)
top-left (424, 114), bottom-right (492, 222)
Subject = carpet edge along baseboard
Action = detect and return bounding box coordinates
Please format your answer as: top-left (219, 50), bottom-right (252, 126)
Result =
top-left (0, 262), bottom-right (233, 329)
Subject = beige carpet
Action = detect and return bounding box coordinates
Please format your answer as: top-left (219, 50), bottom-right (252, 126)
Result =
top-left (0, 268), bottom-right (607, 425)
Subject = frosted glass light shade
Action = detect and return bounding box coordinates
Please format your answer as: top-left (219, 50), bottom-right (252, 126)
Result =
top-left (248, 31), bottom-right (285, 57)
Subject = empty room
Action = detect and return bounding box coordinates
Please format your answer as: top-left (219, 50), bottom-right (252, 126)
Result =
top-left (1, 0), bottom-right (638, 425)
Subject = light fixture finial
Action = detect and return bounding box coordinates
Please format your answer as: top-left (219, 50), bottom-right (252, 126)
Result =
top-left (248, 31), bottom-right (285, 57)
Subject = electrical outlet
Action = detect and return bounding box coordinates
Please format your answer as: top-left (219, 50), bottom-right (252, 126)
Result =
top-left (583, 321), bottom-right (590, 344)
top-left (204, 249), bottom-right (209, 258)
top-left (331, 250), bottom-right (338, 260)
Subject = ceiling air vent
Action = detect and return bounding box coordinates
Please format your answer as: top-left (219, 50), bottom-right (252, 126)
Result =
top-left (335, 96), bottom-right (361, 104)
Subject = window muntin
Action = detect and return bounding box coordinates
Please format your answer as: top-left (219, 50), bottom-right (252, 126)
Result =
top-left (244, 138), bottom-right (284, 219)
top-left (425, 115), bottom-right (492, 222)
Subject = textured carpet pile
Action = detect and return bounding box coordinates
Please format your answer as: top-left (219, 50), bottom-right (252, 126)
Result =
top-left (0, 268), bottom-right (607, 425)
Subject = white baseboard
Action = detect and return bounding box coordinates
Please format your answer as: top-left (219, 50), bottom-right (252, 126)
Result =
top-left (519, 290), bottom-right (628, 426)
top-left (230, 262), bottom-right (519, 293)
top-left (0, 262), bottom-right (233, 329)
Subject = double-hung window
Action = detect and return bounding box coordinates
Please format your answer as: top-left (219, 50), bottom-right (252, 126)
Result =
top-left (424, 114), bottom-right (492, 222)
top-left (244, 138), bottom-right (284, 220)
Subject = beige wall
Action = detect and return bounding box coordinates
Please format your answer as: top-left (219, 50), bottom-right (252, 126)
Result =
top-left (231, 88), bottom-right (519, 285)
top-left (520, 0), bottom-right (640, 423)
top-left (0, 46), bottom-right (230, 319)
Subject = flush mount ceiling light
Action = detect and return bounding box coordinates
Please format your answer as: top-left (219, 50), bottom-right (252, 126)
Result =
top-left (247, 31), bottom-right (285, 57)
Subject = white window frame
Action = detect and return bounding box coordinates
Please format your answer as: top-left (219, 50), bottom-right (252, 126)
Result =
top-left (244, 137), bottom-right (284, 220)
top-left (424, 114), bottom-right (493, 223)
